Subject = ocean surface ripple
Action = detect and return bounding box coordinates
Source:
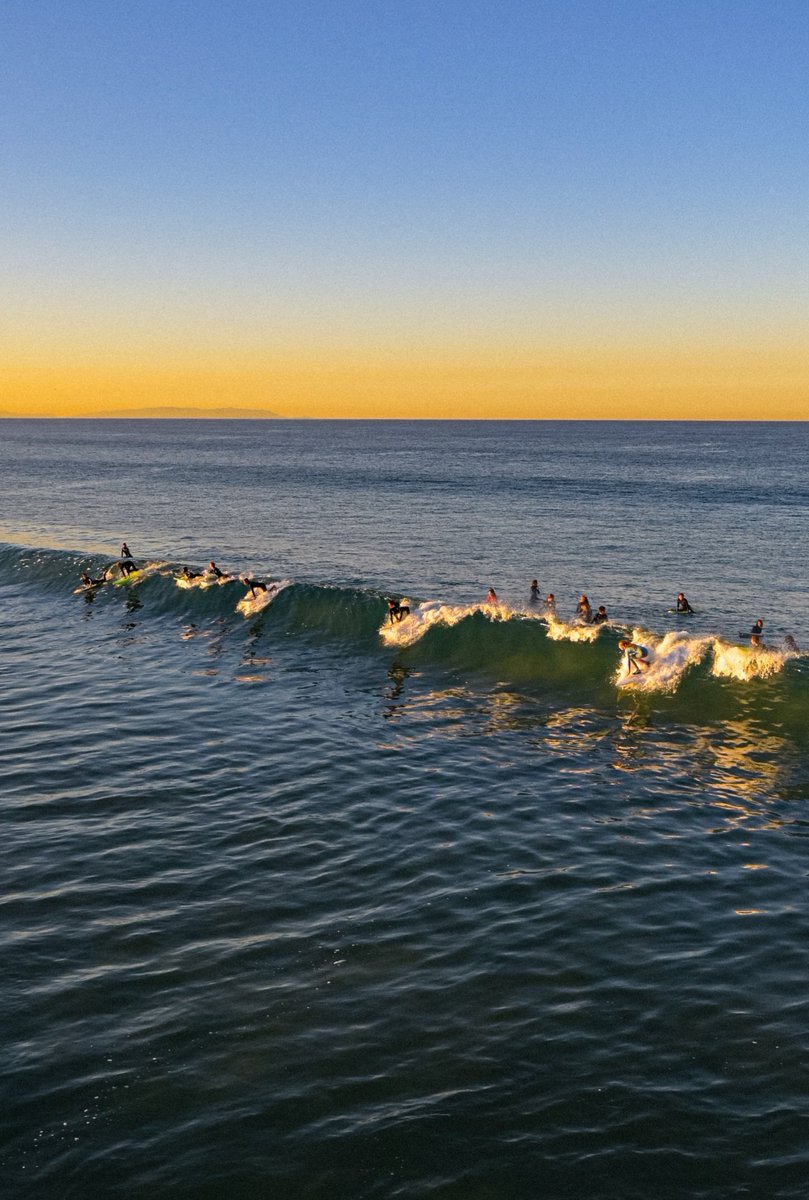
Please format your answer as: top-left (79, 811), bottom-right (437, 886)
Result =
top-left (2, 420), bottom-right (808, 1200)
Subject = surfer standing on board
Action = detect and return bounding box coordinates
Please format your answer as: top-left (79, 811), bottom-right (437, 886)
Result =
top-left (241, 577), bottom-right (269, 599)
top-left (619, 639), bottom-right (650, 675)
top-left (387, 597), bottom-right (410, 623)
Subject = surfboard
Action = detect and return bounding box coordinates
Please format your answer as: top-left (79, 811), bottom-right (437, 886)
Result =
top-left (175, 572), bottom-right (233, 589)
top-left (667, 608), bottom-right (696, 615)
top-left (236, 586), bottom-right (276, 617)
top-left (112, 569), bottom-right (143, 587)
top-left (175, 575), bottom-right (211, 589)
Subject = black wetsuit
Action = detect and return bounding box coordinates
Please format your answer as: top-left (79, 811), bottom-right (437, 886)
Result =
top-left (388, 601), bottom-right (410, 623)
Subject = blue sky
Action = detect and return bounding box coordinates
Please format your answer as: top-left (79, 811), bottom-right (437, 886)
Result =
top-left (2, 1), bottom-right (808, 414)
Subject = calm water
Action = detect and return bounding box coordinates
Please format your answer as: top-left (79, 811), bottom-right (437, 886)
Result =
top-left (2, 420), bottom-right (808, 1200)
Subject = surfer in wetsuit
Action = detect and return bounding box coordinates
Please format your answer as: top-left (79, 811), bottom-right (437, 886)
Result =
top-left (207, 561), bottom-right (226, 579)
top-left (750, 618), bottom-right (764, 639)
top-left (676, 592), bottom-right (694, 613)
top-left (242, 576), bottom-right (269, 599)
top-left (576, 594), bottom-right (592, 623)
top-left (179, 566), bottom-right (202, 581)
top-left (115, 542), bottom-right (138, 576)
top-left (530, 580), bottom-right (540, 601)
top-left (619, 639), bottom-right (650, 675)
top-left (80, 571), bottom-right (104, 589)
top-left (545, 593), bottom-right (556, 616)
top-left (387, 597), bottom-right (410, 623)
top-left (593, 605), bottom-right (609, 624)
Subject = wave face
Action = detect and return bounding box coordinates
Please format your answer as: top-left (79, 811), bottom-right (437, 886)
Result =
top-left (2, 542), bottom-right (807, 730)
top-left (3, 422), bottom-right (809, 1200)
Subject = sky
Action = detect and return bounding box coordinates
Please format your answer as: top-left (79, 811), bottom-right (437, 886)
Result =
top-left (1, 0), bottom-right (807, 418)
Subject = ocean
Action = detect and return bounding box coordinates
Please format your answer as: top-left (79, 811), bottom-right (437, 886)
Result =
top-left (2, 418), bottom-right (808, 1200)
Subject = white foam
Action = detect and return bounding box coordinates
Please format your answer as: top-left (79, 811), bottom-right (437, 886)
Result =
top-left (545, 616), bottom-right (603, 644)
top-left (711, 639), bottom-right (787, 682)
top-left (379, 598), bottom-right (516, 647)
top-left (616, 629), bottom-right (711, 692)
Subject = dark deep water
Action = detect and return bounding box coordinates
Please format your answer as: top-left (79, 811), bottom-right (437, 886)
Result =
top-left (2, 420), bottom-right (808, 1199)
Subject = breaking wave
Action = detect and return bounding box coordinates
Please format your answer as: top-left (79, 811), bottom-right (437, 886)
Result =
top-left (1, 543), bottom-right (806, 709)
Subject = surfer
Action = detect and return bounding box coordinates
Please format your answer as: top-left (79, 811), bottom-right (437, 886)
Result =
top-left (544, 593), bottom-right (556, 616)
top-left (242, 576), bottom-right (269, 599)
top-left (576, 594), bottom-right (592, 623)
top-left (676, 592), bottom-right (694, 613)
top-left (179, 566), bottom-right (202, 581)
top-left (111, 541), bottom-right (137, 577)
top-left (593, 605), bottom-right (609, 624)
top-left (387, 597), bottom-right (410, 623)
top-left (530, 579), bottom-right (540, 601)
top-left (80, 571), bottom-right (104, 589)
top-left (619, 639), bottom-right (650, 675)
top-left (486, 587), bottom-right (498, 605)
top-left (750, 618), bottom-right (764, 638)
top-left (207, 561), bottom-right (226, 580)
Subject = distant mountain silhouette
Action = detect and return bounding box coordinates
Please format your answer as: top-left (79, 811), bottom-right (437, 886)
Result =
top-left (76, 406), bottom-right (283, 419)
top-left (0, 405), bottom-right (283, 420)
